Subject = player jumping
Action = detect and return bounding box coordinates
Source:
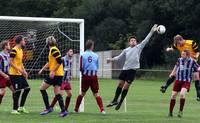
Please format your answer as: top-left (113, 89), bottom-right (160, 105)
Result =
top-left (0, 40), bottom-right (15, 105)
top-left (106, 24), bottom-right (158, 110)
top-left (160, 35), bottom-right (200, 101)
top-left (50, 49), bottom-right (73, 112)
top-left (39, 36), bottom-right (67, 117)
top-left (74, 40), bottom-right (105, 114)
top-left (168, 50), bottom-right (200, 117)
top-left (10, 35), bottom-right (30, 114)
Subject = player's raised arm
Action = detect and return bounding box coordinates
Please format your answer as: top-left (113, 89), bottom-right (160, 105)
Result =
top-left (137, 24), bottom-right (158, 50)
top-left (192, 41), bottom-right (199, 60)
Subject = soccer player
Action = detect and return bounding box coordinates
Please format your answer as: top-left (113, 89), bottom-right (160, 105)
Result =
top-left (9, 35), bottom-right (30, 114)
top-left (106, 24), bottom-right (158, 110)
top-left (74, 40), bottom-right (105, 114)
top-left (160, 35), bottom-right (200, 101)
top-left (50, 49), bottom-right (73, 111)
top-left (168, 50), bottom-right (200, 117)
top-left (0, 40), bottom-right (15, 105)
top-left (38, 36), bottom-right (67, 117)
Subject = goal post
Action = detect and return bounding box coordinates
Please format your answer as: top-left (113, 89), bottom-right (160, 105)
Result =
top-left (0, 16), bottom-right (85, 112)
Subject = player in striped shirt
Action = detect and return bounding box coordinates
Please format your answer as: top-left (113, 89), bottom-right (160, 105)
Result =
top-left (168, 50), bottom-right (200, 118)
top-left (74, 40), bottom-right (105, 114)
top-left (0, 40), bottom-right (14, 105)
top-left (50, 49), bottom-right (73, 111)
top-left (160, 35), bottom-right (200, 101)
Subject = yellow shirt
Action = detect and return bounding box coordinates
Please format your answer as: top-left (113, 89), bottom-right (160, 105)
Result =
top-left (172, 40), bottom-right (199, 60)
top-left (9, 46), bottom-right (23, 75)
top-left (48, 46), bottom-right (64, 76)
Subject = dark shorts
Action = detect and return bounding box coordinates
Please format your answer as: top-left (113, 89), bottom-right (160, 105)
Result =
top-left (61, 82), bottom-right (72, 90)
top-left (0, 75), bottom-right (12, 88)
top-left (10, 75), bottom-right (29, 90)
top-left (173, 80), bottom-right (191, 92)
top-left (44, 76), bottom-right (63, 86)
top-left (81, 75), bottom-right (99, 93)
top-left (119, 69), bottom-right (136, 84)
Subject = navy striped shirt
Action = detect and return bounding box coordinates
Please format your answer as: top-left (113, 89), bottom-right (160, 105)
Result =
top-left (176, 58), bottom-right (199, 82)
top-left (0, 51), bottom-right (10, 74)
top-left (62, 56), bottom-right (72, 82)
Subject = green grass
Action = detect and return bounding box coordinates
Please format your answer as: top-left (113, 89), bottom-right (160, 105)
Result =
top-left (0, 78), bottom-right (200, 123)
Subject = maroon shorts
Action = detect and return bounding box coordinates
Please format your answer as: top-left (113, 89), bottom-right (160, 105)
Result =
top-left (0, 75), bottom-right (12, 88)
top-left (61, 82), bottom-right (72, 90)
top-left (81, 75), bottom-right (99, 93)
top-left (173, 80), bottom-right (191, 92)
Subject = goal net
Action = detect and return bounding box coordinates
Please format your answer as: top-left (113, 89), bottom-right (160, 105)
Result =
top-left (0, 16), bottom-right (84, 111)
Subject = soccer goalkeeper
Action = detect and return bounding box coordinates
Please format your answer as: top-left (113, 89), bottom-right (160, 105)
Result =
top-left (106, 24), bottom-right (158, 110)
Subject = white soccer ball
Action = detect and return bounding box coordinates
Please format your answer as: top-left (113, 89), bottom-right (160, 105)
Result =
top-left (157, 25), bottom-right (166, 34)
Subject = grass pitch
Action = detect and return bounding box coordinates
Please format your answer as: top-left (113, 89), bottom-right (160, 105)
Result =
top-left (0, 78), bottom-right (200, 123)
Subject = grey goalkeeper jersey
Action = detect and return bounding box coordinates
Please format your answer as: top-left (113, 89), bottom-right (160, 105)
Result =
top-left (113, 31), bottom-right (154, 70)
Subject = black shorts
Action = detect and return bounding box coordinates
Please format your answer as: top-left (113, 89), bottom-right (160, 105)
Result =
top-left (119, 69), bottom-right (136, 84)
top-left (10, 75), bottom-right (29, 90)
top-left (44, 76), bottom-right (63, 86)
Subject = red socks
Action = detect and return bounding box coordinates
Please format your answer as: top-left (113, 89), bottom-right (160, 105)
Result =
top-left (96, 96), bottom-right (104, 112)
top-left (169, 99), bottom-right (176, 113)
top-left (74, 95), bottom-right (83, 112)
top-left (50, 96), bottom-right (57, 108)
top-left (65, 96), bottom-right (71, 111)
top-left (0, 95), bottom-right (4, 104)
top-left (180, 98), bottom-right (185, 112)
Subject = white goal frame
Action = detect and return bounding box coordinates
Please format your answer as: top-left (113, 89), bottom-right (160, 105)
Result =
top-left (0, 16), bottom-right (85, 112)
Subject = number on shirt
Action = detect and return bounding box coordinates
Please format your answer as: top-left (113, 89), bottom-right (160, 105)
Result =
top-left (88, 56), bottom-right (93, 63)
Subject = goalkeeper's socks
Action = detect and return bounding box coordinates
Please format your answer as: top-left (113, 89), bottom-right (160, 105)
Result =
top-left (20, 88), bottom-right (30, 107)
top-left (65, 96), bottom-right (71, 111)
top-left (169, 99), bottom-right (176, 113)
top-left (50, 96), bottom-right (57, 108)
top-left (0, 94), bottom-right (4, 104)
top-left (195, 80), bottom-right (200, 98)
top-left (119, 89), bottom-right (128, 104)
top-left (113, 86), bottom-right (122, 102)
top-left (165, 76), bottom-right (175, 88)
top-left (40, 90), bottom-right (50, 109)
top-left (74, 95), bottom-right (83, 112)
top-left (179, 98), bottom-right (185, 112)
top-left (96, 96), bottom-right (104, 112)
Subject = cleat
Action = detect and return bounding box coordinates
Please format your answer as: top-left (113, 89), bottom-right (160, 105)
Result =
top-left (106, 101), bottom-right (118, 107)
top-left (177, 111), bottom-right (183, 118)
top-left (40, 107), bottom-right (53, 115)
top-left (59, 111), bottom-right (68, 117)
top-left (11, 110), bottom-right (20, 115)
top-left (168, 112), bottom-right (173, 117)
top-left (101, 110), bottom-right (106, 115)
top-left (160, 85), bottom-right (167, 93)
top-left (18, 107), bottom-right (29, 113)
top-left (115, 102), bottom-right (122, 110)
top-left (196, 97), bottom-right (200, 101)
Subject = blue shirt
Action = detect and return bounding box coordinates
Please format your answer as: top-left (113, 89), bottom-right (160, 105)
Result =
top-left (176, 58), bottom-right (199, 82)
top-left (80, 50), bottom-right (98, 76)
